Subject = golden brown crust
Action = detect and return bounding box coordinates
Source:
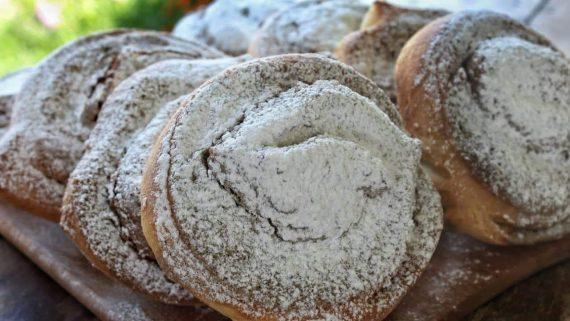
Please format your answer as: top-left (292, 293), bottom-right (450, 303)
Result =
top-left (360, 1), bottom-right (414, 29)
top-left (395, 16), bottom-right (516, 244)
top-left (335, 2), bottom-right (447, 100)
top-left (394, 13), bottom-right (565, 245)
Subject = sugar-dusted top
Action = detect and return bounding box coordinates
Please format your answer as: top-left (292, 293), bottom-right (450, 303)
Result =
top-left (0, 67), bottom-right (35, 136)
top-left (250, 0), bottom-right (368, 57)
top-left (61, 56), bottom-right (249, 304)
top-left (173, 0), bottom-right (294, 55)
top-left (414, 11), bottom-right (569, 241)
top-left (0, 29), bottom-right (224, 217)
top-left (145, 54), bottom-right (443, 320)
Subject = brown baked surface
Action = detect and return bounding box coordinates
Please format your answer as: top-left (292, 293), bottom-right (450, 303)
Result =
top-left (395, 12), bottom-right (568, 245)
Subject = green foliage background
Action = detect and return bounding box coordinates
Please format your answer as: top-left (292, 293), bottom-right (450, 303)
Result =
top-left (0, 0), bottom-right (192, 75)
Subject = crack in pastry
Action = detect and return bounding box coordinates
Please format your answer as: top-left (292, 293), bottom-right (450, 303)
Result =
top-left (0, 30), bottom-right (224, 221)
top-left (173, 0), bottom-right (294, 56)
top-left (141, 54), bottom-right (443, 321)
top-left (61, 56), bottom-right (249, 305)
top-left (395, 11), bottom-right (569, 244)
top-left (335, 1), bottom-right (447, 101)
top-left (249, 0), bottom-right (368, 57)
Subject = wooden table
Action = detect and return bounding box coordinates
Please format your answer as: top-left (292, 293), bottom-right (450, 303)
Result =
top-left (464, 260), bottom-right (570, 321)
top-left (0, 236), bottom-right (96, 321)
top-left (1, 235), bottom-right (567, 321)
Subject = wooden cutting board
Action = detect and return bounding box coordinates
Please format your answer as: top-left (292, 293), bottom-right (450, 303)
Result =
top-left (0, 203), bottom-right (227, 321)
top-left (0, 202), bottom-right (568, 321)
top-left (465, 260), bottom-right (570, 321)
top-left (387, 228), bottom-right (570, 321)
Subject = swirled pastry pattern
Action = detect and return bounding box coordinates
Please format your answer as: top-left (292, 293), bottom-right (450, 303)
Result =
top-left (395, 11), bottom-right (569, 243)
top-left (447, 36), bottom-right (569, 231)
top-left (142, 54), bottom-right (443, 320)
top-left (0, 30), bottom-right (224, 220)
top-left (62, 57), bottom-right (247, 304)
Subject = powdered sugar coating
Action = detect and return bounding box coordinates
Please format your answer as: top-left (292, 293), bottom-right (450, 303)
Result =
top-left (0, 30), bottom-right (224, 218)
top-left (447, 37), bottom-right (569, 238)
top-left (173, 0), bottom-right (294, 55)
top-left (113, 56), bottom-right (250, 259)
top-left (250, 0), bottom-right (367, 57)
top-left (144, 54), bottom-right (442, 320)
top-left (335, 2), bottom-right (446, 100)
top-left (60, 57), bottom-right (257, 304)
top-left (0, 67), bottom-right (34, 137)
top-left (413, 11), bottom-right (551, 107)
top-left (112, 97), bottom-right (189, 259)
top-left (414, 11), bottom-right (569, 242)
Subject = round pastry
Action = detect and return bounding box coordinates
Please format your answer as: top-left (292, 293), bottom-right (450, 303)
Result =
top-left (0, 30), bottom-right (224, 221)
top-left (395, 11), bottom-right (569, 245)
top-left (335, 1), bottom-right (447, 100)
top-left (172, 0), bottom-right (293, 55)
top-left (61, 56), bottom-right (248, 304)
top-left (141, 54), bottom-right (443, 320)
top-left (0, 67), bottom-right (34, 137)
top-left (249, 0), bottom-right (368, 57)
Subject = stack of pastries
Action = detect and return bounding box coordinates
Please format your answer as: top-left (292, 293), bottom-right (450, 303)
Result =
top-left (0, 1), bottom-right (567, 320)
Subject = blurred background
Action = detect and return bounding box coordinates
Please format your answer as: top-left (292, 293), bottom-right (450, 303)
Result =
top-left (0, 0), bottom-right (566, 75)
top-left (0, 0), bottom-right (209, 75)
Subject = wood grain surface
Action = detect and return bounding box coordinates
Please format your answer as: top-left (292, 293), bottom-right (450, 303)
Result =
top-left (387, 227), bottom-right (570, 321)
top-left (0, 203), bottom-right (227, 321)
top-left (0, 237), bottom-right (96, 321)
top-left (465, 260), bottom-right (570, 321)
top-left (1, 202), bottom-right (569, 321)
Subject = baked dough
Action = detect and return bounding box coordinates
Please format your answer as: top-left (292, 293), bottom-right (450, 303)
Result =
top-left (0, 67), bottom-right (34, 137)
top-left (173, 0), bottom-right (293, 55)
top-left (61, 56), bottom-right (248, 304)
top-left (249, 0), bottom-right (368, 57)
top-left (0, 30), bottom-right (224, 221)
top-left (395, 11), bottom-right (569, 244)
top-left (335, 1), bottom-right (447, 100)
top-left (141, 54), bottom-right (443, 320)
